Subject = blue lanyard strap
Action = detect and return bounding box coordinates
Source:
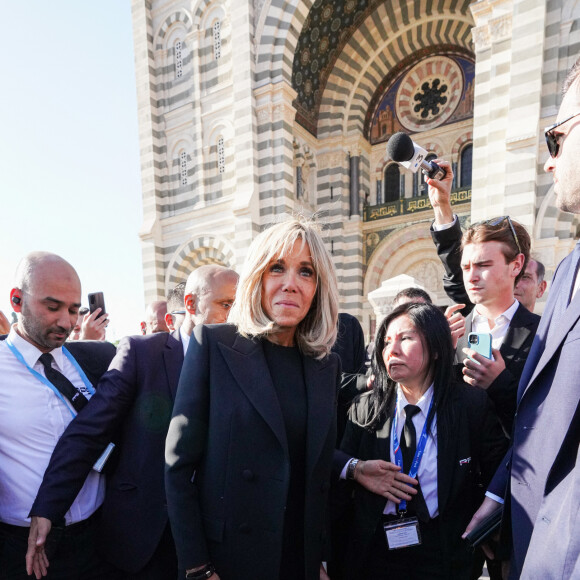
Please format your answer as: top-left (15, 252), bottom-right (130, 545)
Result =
top-left (391, 393), bottom-right (434, 513)
top-left (5, 338), bottom-right (94, 419)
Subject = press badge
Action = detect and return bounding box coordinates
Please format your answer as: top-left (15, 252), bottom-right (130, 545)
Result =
top-left (384, 517), bottom-right (422, 549)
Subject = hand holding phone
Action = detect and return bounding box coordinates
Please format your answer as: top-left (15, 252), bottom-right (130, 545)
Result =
top-left (88, 292), bottom-right (106, 319)
top-left (466, 332), bottom-right (492, 364)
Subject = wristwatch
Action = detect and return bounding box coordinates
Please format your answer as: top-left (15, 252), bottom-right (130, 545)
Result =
top-left (346, 458), bottom-right (360, 480)
top-left (185, 563), bottom-right (215, 579)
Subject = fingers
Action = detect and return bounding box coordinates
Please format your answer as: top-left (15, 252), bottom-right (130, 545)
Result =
top-left (444, 303), bottom-right (466, 318)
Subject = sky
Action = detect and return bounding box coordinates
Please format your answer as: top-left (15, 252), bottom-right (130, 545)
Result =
top-left (0, 1), bottom-right (145, 340)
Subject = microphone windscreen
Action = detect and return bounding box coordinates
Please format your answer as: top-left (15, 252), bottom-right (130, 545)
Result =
top-left (386, 132), bottom-right (415, 162)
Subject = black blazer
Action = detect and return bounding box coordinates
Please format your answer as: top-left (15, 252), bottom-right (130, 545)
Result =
top-left (455, 305), bottom-right (539, 436)
top-left (31, 331), bottom-right (184, 573)
top-left (165, 323), bottom-right (340, 580)
top-left (335, 383), bottom-right (508, 579)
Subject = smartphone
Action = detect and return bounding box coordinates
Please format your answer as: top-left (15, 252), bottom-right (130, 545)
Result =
top-left (88, 292), bottom-right (106, 319)
top-left (467, 332), bottom-right (492, 363)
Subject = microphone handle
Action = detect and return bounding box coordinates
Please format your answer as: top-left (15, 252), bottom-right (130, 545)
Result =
top-left (421, 160), bottom-right (446, 180)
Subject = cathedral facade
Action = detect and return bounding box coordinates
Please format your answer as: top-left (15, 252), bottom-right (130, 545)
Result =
top-left (131, 0), bottom-right (580, 338)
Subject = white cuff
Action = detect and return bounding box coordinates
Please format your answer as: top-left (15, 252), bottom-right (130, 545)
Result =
top-left (485, 491), bottom-right (505, 505)
top-left (432, 215), bottom-right (458, 231)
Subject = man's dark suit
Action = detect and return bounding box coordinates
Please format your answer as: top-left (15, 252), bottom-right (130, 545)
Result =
top-left (30, 330), bottom-right (184, 574)
top-left (431, 220), bottom-right (540, 435)
top-left (488, 247), bottom-right (580, 577)
top-left (336, 384), bottom-right (507, 579)
top-left (165, 323), bottom-right (340, 580)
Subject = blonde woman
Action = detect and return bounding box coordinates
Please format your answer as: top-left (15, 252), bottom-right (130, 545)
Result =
top-left (165, 218), bottom-right (340, 580)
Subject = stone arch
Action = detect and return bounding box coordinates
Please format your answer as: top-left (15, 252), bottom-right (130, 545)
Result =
top-left (318, 1), bottom-right (474, 137)
top-left (154, 10), bottom-right (193, 50)
top-left (364, 224), bottom-right (447, 301)
top-left (452, 131), bottom-right (473, 158)
top-left (254, 0), bottom-right (313, 86)
top-left (165, 235), bottom-right (237, 288)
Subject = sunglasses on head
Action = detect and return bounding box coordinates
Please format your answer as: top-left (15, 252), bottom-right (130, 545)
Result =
top-left (544, 111), bottom-right (580, 157)
top-left (480, 216), bottom-right (522, 255)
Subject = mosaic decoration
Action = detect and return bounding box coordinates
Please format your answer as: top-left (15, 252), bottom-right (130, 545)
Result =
top-left (368, 53), bottom-right (475, 145)
top-left (292, 0), bottom-right (384, 134)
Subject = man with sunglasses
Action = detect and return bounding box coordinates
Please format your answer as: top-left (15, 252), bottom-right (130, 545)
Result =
top-left (462, 61), bottom-right (580, 579)
top-left (26, 265), bottom-right (238, 580)
top-left (428, 169), bottom-right (540, 440)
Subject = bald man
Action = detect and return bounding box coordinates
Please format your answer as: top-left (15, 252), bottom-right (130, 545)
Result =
top-left (27, 265), bottom-right (238, 580)
top-left (0, 252), bottom-right (117, 579)
top-left (144, 300), bottom-right (169, 334)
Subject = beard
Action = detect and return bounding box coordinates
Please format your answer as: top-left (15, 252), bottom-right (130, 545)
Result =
top-left (19, 307), bottom-right (71, 351)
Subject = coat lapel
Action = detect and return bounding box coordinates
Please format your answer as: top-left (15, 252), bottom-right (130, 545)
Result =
top-left (304, 354), bottom-right (338, 478)
top-left (454, 313), bottom-right (472, 363)
top-left (499, 306), bottom-right (536, 370)
top-left (163, 329), bottom-right (184, 400)
top-left (520, 293), bottom-right (580, 401)
top-left (218, 335), bottom-right (289, 458)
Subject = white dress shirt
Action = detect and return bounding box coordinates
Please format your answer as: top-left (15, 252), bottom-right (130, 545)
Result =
top-left (472, 299), bottom-right (520, 351)
top-left (0, 327), bottom-right (105, 526)
top-left (384, 384), bottom-right (438, 518)
top-left (180, 326), bottom-right (190, 356)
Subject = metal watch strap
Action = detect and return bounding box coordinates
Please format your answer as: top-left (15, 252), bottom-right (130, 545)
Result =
top-left (346, 458), bottom-right (360, 480)
top-left (185, 563), bottom-right (215, 580)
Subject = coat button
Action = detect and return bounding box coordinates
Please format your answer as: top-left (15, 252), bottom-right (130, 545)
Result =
top-left (242, 469), bottom-right (254, 481)
top-left (239, 523), bottom-right (251, 534)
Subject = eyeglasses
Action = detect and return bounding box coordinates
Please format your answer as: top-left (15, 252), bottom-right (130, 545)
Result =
top-left (170, 310), bottom-right (185, 316)
top-left (481, 216), bottom-right (522, 255)
top-left (544, 111), bottom-right (580, 157)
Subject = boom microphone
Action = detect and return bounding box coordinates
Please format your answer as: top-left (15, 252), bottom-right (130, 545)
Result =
top-left (386, 132), bottom-right (447, 180)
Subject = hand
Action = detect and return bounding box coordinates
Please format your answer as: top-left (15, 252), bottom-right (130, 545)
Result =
top-left (366, 374), bottom-right (375, 390)
top-left (354, 460), bottom-right (418, 503)
top-left (0, 310), bottom-right (10, 334)
top-left (444, 304), bottom-right (466, 349)
top-left (80, 308), bottom-right (109, 340)
top-left (320, 563), bottom-right (330, 580)
top-left (462, 347), bottom-right (505, 389)
top-left (26, 516), bottom-right (52, 579)
top-left (462, 496), bottom-right (502, 560)
top-left (426, 159), bottom-right (454, 225)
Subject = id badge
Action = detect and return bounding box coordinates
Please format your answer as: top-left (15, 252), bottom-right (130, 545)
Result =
top-left (384, 516), bottom-right (422, 550)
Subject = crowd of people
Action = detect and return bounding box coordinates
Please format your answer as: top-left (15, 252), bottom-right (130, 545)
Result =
top-left (0, 59), bottom-right (579, 580)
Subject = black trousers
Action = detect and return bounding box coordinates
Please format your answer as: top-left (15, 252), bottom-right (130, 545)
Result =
top-left (0, 515), bottom-right (123, 580)
top-left (365, 516), bottom-right (471, 580)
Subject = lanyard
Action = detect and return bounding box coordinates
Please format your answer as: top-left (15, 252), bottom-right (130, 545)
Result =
top-left (391, 393), bottom-right (434, 513)
top-left (5, 338), bottom-right (95, 419)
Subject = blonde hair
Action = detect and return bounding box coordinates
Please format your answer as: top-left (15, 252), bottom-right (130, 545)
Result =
top-left (229, 218), bottom-right (339, 359)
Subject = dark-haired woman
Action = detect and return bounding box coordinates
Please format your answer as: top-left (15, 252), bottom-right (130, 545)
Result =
top-left (337, 302), bottom-right (507, 579)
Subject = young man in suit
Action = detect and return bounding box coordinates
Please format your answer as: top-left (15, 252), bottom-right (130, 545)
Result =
top-left (428, 168), bottom-right (540, 439)
top-left (26, 264), bottom-right (238, 580)
top-left (0, 252), bottom-right (117, 579)
top-left (465, 58), bottom-right (580, 579)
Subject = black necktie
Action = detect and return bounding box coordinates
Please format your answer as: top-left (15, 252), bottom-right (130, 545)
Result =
top-left (38, 353), bottom-right (88, 413)
top-left (400, 404), bottom-right (430, 522)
